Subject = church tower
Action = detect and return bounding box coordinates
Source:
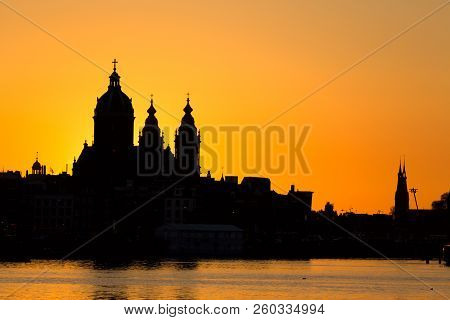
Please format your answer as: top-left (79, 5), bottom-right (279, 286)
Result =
top-left (93, 59), bottom-right (134, 153)
top-left (74, 59), bottom-right (135, 184)
top-left (174, 94), bottom-right (200, 177)
top-left (138, 96), bottom-right (163, 176)
top-left (394, 159), bottom-right (409, 219)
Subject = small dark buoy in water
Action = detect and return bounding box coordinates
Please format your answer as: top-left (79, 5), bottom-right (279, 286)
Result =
top-left (430, 288), bottom-right (434, 291)
top-left (426, 259), bottom-right (430, 264)
top-left (302, 277), bottom-right (307, 280)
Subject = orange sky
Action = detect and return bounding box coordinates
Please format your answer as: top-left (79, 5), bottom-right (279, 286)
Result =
top-left (1, 0), bottom-right (449, 213)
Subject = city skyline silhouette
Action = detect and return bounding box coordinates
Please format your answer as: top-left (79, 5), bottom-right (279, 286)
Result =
top-left (0, 62), bottom-right (448, 262)
top-left (1, 1), bottom-right (449, 213)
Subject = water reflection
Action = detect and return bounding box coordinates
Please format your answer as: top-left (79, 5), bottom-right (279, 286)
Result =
top-left (92, 259), bottom-right (134, 270)
top-left (92, 285), bottom-right (128, 300)
top-left (0, 259), bottom-right (449, 299)
top-left (171, 261), bottom-right (199, 271)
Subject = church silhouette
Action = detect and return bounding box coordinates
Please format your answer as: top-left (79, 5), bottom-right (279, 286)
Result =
top-left (393, 159), bottom-right (409, 220)
top-left (73, 60), bottom-right (201, 185)
top-left (0, 60), bottom-right (314, 258)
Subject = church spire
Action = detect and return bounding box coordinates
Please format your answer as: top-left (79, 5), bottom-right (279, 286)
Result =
top-left (174, 92), bottom-right (201, 177)
top-left (394, 158), bottom-right (410, 219)
top-left (145, 94), bottom-right (158, 126)
top-left (180, 92), bottom-right (195, 126)
top-left (184, 92), bottom-right (193, 114)
top-left (148, 94), bottom-right (156, 114)
top-left (109, 59), bottom-right (120, 88)
top-left (112, 58), bottom-right (118, 72)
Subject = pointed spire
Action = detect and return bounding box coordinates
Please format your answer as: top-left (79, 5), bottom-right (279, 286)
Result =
top-left (145, 94), bottom-right (158, 126)
top-left (180, 93), bottom-right (195, 126)
top-left (398, 158), bottom-right (402, 174)
top-left (147, 94), bottom-right (156, 115)
top-left (183, 92), bottom-right (193, 114)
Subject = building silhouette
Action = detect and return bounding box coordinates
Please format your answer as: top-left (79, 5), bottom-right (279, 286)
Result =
top-left (0, 61), bottom-right (315, 258)
top-left (1, 61), bottom-right (448, 259)
top-left (73, 63), bottom-right (200, 184)
top-left (174, 95), bottom-right (201, 178)
top-left (394, 159), bottom-right (409, 220)
top-left (31, 154), bottom-right (46, 176)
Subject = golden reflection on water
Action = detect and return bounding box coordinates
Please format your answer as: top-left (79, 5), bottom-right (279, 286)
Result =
top-left (0, 259), bottom-right (449, 299)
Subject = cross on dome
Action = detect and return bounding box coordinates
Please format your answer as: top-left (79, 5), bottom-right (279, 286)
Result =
top-left (112, 59), bottom-right (118, 72)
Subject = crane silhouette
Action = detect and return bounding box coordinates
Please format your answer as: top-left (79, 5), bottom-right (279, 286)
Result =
top-left (409, 187), bottom-right (419, 210)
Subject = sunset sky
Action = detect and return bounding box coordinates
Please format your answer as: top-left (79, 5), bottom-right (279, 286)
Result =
top-left (1, 0), bottom-right (449, 213)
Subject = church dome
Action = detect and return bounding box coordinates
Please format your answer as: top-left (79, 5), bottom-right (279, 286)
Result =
top-left (32, 159), bottom-right (41, 171)
top-left (180, 97), bottom-right (195, 126)
top-left (95, 87), bottom-right (133, 115)
top-left (94, 63), bottom-right (133, 116)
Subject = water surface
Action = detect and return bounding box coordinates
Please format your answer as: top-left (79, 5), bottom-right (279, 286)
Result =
top-left (0, 259), bottom-right (448, 299)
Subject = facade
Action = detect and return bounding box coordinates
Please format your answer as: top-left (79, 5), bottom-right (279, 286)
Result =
top-left (155, 224), bottom-right (244, 256)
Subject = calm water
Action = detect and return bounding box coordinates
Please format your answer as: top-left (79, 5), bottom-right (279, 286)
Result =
top-left (0, 259), bottom-right (449, 299)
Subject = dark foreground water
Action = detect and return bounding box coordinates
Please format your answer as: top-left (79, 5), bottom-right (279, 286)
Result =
top-left (0, 259), bottom-right (449, 299)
